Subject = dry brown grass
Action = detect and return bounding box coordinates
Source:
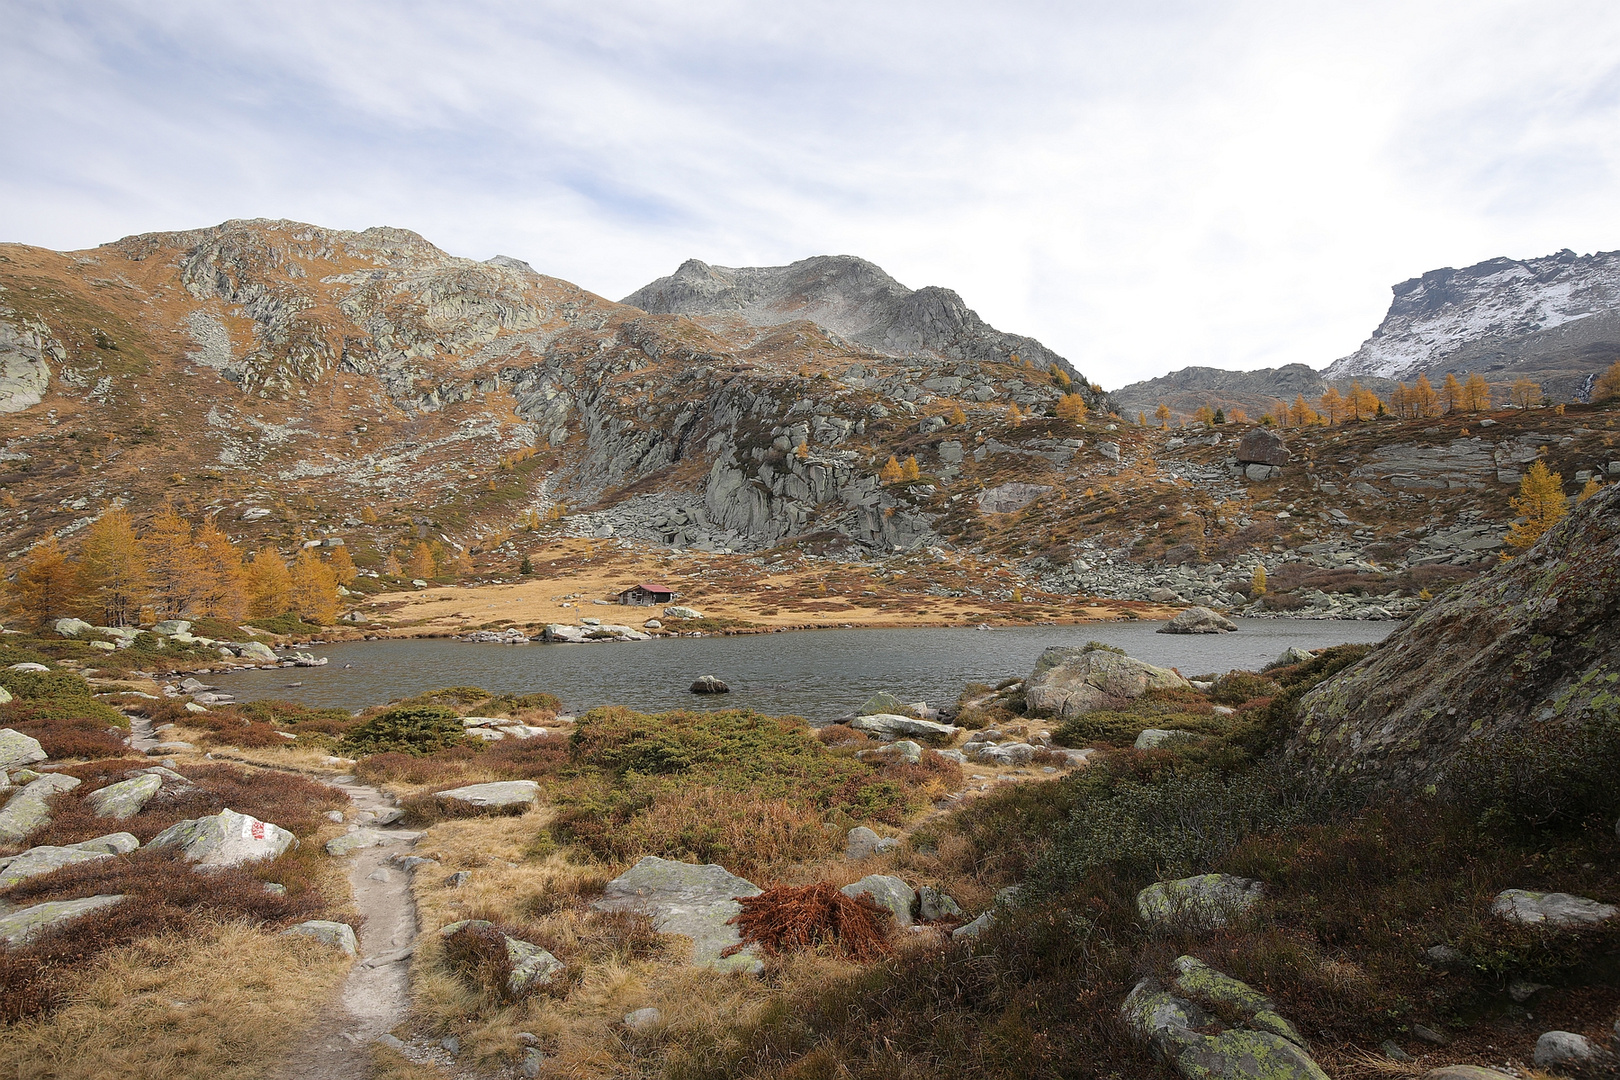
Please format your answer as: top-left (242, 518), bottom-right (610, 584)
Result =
top-left (0, 918), bottom-right (351, 1080)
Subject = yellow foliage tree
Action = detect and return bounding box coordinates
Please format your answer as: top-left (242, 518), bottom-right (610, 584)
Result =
top-left (194, 515), bottom-right (247, 621)
top-left (1593, 361), bottom-right (1620, 403)
top-left (1287, 394), bottom-right (1320, 427)
top-left (7, 535), bottom-right (76, 631)
top-left (76, 507), bottom-right (149, 626)
top-left (1349, 382), bottom-right (1381, 420)
top-left (1510, 377), bottom-right (1540, 408)
top-left (1055, 393), bottom-right (1089, 422)
top-left (1411, 374), bottom-right (1439, 417)
top-left (1463, 373), bottom-right (1491, 411)
top-left (245, 548), bottom-right (292, 618)
top-left (1251, 564), bottom-right (1267, 596)
top-left (948, 405), bottom-right (967, 425)
top-left (901, 456), bottom-right (921, 481)
top-left (141, 504), bottom-right (202, 619)
top-left (1440, 373), bottom-right (1464, 413)
top-left (1578, 476), bottom-right (1602, 502)
top-left (287, 548), bottom-right (339, 625)
top-left (879, 455), bottom-right (904, 484)
top-left (1155, 403), bottom-right (1171, 429)
top-left (1005, 402), bottom-right (1024, 426)
top-left (1319, 387), bottom-right (1346, 425)
top-left (327, 545), bottom-right (357, 586)
top-left (1050, 364), bottom-right (1072, 390)
top-left (381, 553), bottom-right (402, 577)
top-left (450, 547), bottom-right (475, 576)
top-left (360, 505), bottom-right (379, 524)
top-left (407, 542), bottom-right (438, 580)
top-left (1137, 411), bottom-right (1147, 427)
top-left (1505, 461), bottom-right (1567, 552)
top-left (1228, 407), bottom-right (1248, 424)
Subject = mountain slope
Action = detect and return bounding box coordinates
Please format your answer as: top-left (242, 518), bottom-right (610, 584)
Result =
top-left (622, 256), bottom-right (1091, 388)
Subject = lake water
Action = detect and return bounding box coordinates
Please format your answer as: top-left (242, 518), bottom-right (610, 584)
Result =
top-left (212, 620), bottom-right (1395, 721)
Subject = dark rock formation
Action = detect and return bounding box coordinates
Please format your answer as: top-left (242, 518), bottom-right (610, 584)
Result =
top-left (1287, 484), bottom-right (1620, 788)
top-left (1236, 429), bottom-right (1289, 467)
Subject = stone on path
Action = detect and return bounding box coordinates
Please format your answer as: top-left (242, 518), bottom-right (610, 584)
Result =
top-left (1025, 645), bottom-right (1190, 720)
top-left (850, 713), bottom-right (957, 741)
top-left (283, 919), bottom-right (360, 957)
top-left (593, 855), bottom-right (764, 974)
top-left (431, 780), bottom-right (540, 810)
top-left (0, 773), bottom-right (81, 845)
top-left (0, 728), bottom-right (46, 771)
top-left (0, 895), bottom-right (126, 947)
top-left (87, 773), bottom-right (163, 819)
top-left (1159, 606), bottom-right (1239, 634)
top-left (840, 874), bottom-right (916, 927)
top-left (325, 827), bottom-right (422, 857)
top-left (146, 808), bottom-right (296, 868)
top-left (1137, 874), bottom-right (1264, 929)
top-left (1491, 889), bottom-right (1617, 928)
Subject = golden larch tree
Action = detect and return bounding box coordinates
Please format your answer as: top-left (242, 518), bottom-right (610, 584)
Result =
top-left (194, 516), bottom-right (247, 621)
top-left (76, 506), bottom-right (150, 626)
top-left (7, 535), bottom-right (77, 631)
top-left (1440, 373), bottom-right (1464, 413)
top-left (1228, 407), bottom-right (1248, 424)
top-left (879, 455), bottom-right (904, 484)
top-left (245, 548), bottom-right (292, 618)
top-left (1505, 461), bottom-right (1567, 552)
top-left (1349, 382), bottom-right (1381, 420)
top-left (1412, 374), bottom-right (1439, 417)
top-left (1005, 402), bottom-right (1024, 426)
top-left (948, 405), bottom-right (967, 425)
top-left (407, 542), bottom-right (438, 580)
top-left (1510, 377), bottom-right (1540, 408)
top-left (901, 456), bottom-right (921, 481)
top-left (1250, 564), bottom-right (1267, 596)
top-left (1155, 403), bottom-right (1171, 428)
top-left (327, 545), bottom-right (357, 586)
top-left (288, 548), bottom-right (339, 624)
top-left (141, 504), bottom-right (203, 619)
top-left (1319, 387), bottom-right (1346, 425)
top-left (1055, 393), bottom-right (1088, 422)
top-left (1463, 373), bottom-right (1491, 411)
top-left (381, 552), bottom-right (402, 577)
top-left (1578, 476), bottom-right (1602, 502)
top-left (1593, 361), bottom-right (1620, 403)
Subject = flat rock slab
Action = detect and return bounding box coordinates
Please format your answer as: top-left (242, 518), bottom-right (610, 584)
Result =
top-left (147, 808), bottom-right (295, 868)
top-left (1123, 969), bottom-right (1329, 1080)
top-left (283, 919), bottom-right (359, 956)
top-left (0, 773), bottom-right (81, 845)
top-left (0, 728), bottom-right (46, 771)
top-left (87, 774), bottom-right (163, 819)
top-left (850, 713), bottom-right (958, 741)
top-left (326, 828), bottom-right (423, 856)
top-left (1492, 889), bottom-right (1617, 928)
top-left (594, 855), bottom-right (764, 974)
top-left (841, 874), bottom-right (916, 927)
top-left (0, 894), bottom-right (126, 946)
top-left (0, 844), bottom-right (116, 889)
top-left (432, 781), bottom-right (539, 808)
top-left (1138, 874), bottom-right (1264, 929)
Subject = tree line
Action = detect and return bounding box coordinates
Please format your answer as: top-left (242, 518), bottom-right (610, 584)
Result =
top-left (3, 506), bottom-right (355, 631)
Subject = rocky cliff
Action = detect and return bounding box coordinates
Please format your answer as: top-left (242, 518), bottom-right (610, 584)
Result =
top-left (1287, 482), bottom-right (1620, 788)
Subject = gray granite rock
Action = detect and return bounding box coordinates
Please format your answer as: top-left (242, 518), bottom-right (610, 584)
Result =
top-left (146, 808), bottom-right (295, 868)
top-left (593, 855), bottom-right (764, 973)
top-left (0, 895), bottom-right (125, 946)
top-left (87, 774), bottom-right (163, 819)
top-left (841, 874), bottom-right (916, 927)
top-left (282, 919), bottom-right (359, 956)
top-left (1137, 874), bottom-right (1264, 929)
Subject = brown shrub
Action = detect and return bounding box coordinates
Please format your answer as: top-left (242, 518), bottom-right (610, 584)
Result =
top-left (815, 724), bottom-right (871, 748)
top-left (726, 881), bottom-right (894, 962)
top-left (1, 705), bottom-right (129, 760)
top-left (355, 747), bottom-right (481, 787)
top-left (441, 921), bottom-right (524, 1001)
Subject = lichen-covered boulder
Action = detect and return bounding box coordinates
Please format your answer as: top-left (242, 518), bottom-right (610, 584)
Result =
top-left (0, 895), bottom-right (125, 947)
top-left (431, 780), bottom-right (540, 809)
top-left (0, 728), bottom-right (46, 771)
top-left (440, 919), bottom-right (564, 997)
top-left (1138, 874), bottom-right (1264, 929)
top-left (66, 831), bottom-right (140, 855)
top-left (1135, 728), bottom-right (1195, 750)
top-left (0, 773), bottom-right (81, 845)
top-left (1491, 889), bottom-right (1617, 928)
top-left (918, 885), bottom-right (963, 921)
top-left (858, 691), bottom-right (907, 716)
top-left (146, 808), bottom-right (295, 868)
top-left (1171, 956), bottom-right (1305, 1047)
top-left (86, 774), bottom-right (163, 819)
top-left (1159, 607), bottom-right (1239, 635)
top-left (1025, 645), bottom-right (1190, 719)
top-left (0, 834), bottom-right (137, 889)
top-left (849, 714), bottom-right (957, 741)
top-left (593, 855), bottom-right (764, 973)
top-left (231, 641), bottom-right (278, 663)
top-left (841, 874), bottom-right (917, 927)
top-left (51, 618), bottom-right (94, 638)
top-left (282, 919), bottom-right (359, 957)
top-left (325, 827), bottom-right (423, 856)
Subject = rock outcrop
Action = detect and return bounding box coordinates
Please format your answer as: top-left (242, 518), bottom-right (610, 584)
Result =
top-left (593, 855), bottom-right (764, 974)
top-left (146, 808), bottom-right (295, 868)
top-left (1159, 606), bottom-right (1238, 634)
top-left (1024, 645), bottom-right (1190, 719)
top-left (1288, 484), bottom-right (1620, 787)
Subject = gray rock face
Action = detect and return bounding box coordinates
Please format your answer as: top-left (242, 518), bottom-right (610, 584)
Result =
top-left (0, 773), bottom-right (81, 845)
top-left (978, 483), bottom-right (1053, 515)
top-left (431, 780), bottom-right (540, 809)
top-left (0, 894), bottom-right (125, 946)
top-left (849, 713), bottom-right (958, 741)
top-left (1109, 364), bottom-right (1327, 424)
top-left (1159, 606), bottom-right (1238, 634)
top-left (1236, 429), bottom-right (1289, 467)
top-left (0, 728), bottom-right (47, 771)
top-left (1491, 889), bottom-right (1618, 928)
top-left (840, 874), bottom-right (916, 927)
top-left (87, 774), bottom-right (163, 819)
top-left (1024, 645), bottom-right (1190, 719)
top-left (146, 808), bottom-right (295, 868)
top-left (0, 314), bottom-right (58, 414)
top-left (845, 826), bottom-right (882, 860)
top-left (593, 855), bottom-right (764, 973)
top-left (282, 919), bottom-right (359, 956)
top-left (917, 885), bottom-right (963, 921)
top-left (1137, 874), bottom-right (1265, 929)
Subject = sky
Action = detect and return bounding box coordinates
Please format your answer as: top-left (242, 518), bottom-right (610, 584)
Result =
top-left (4, 1), bottom-right (1620, 390)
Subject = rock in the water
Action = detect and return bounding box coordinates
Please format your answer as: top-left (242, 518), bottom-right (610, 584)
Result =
top-left (840, 874), bottom-right (916, 927)
top-left (86, 774), bottom-right (163, 819)
top-left (858, 691), bottom-right (907, 716)
top-left (0, 773), bottom-right (81, 845)
top-left (1024, 644), bottom-right (1190, 719)
top-left (146, 808), bottom-right (295, 868)
top-left (1535, 1031), bottom-right (1605, 1069)
top-left (1159, 606), bottom-right (1238, 634)
top-left (850, 713), bottom-right (958, 741)
top-left (1491, 889), bottom-right (1617, 928)
top-left (593, 855), bottom-right (764, 973)
top-left (1138, 874), bottom-right (1264, 929)
top-left (440, 919), bottom-right (565, 997)
top-left (0, 843), bottom-right (116, 889)
top-left (283, 919), bottom-right (359, 956)
top-left (431, 780), bottom-right (540, 809)
top-left (1236, 428), bottom-right (1289, 467)
top-left (0, 728), bottom-right (47, 771)
top-left (624, 1007), bottom-right (662, 1032)
top-left (1134, 728), bottom-right (1194, 750)
top-left (689, 675), bottom-right (730, 694)
top-left (1290, 484), bottom-right (1620, 788)
top-left (663, 605), bottom-right (705, 620)
top-left (0, 895), bottom-right (126, 946)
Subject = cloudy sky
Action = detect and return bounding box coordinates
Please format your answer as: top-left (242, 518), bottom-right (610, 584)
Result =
top-left (4, 1), bottom-right (1619, 388)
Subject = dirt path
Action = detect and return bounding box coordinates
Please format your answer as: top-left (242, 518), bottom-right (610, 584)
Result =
top-left (274, 776), bottom-right (424, 1080)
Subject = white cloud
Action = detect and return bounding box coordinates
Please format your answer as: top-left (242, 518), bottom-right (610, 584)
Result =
top-left (3, 0), bottom-right (1619, 388)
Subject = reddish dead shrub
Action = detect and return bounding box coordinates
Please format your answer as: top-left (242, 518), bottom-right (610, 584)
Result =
top-left (1, 704), bottom-right (129, 760)
top-left (815, 724), bottom-right (871, 748)
top-left (725, 881), bottom-right (894, 962)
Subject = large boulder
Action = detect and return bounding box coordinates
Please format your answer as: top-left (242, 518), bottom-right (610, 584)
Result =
top-left (0, 773), bottom-right (81, 845)
top-left (282, 919), bottom-right (359, 957)
top-left (51, 618), bottom-right (94, 638)
top-left (440, 919), bottom-right (564, 997)
top-left (850, 713), bottom-right (958, 741)
top-left (1491, 889), bottom-right (1617, 928)
top-left (1289, 484), bottom-right (1620, 788)
top-left (1159, 606), bottom-right (1238, 634)
top-left (431, 780), bottom-right (539, 809)
top-left (0, 729), bottom-right (46, 771)
top-left (858, 691), bottom-right (907, 716)
top-left (840, 874), bottom-right (917, 927)
top-left (663, 606), bottom-right (705, 620)
top-left (1025, 645), bottom-right (1190, 719)
top-left (231, 641), bottom-right (279, 663)
top-left (1236, 428), bottom-right (1289, 467)
top-left (146, 808), bottom-right (295, 868)
top-left (1138, 874), bottom-right (1265, 929)
top-left (0, 895), bottom-right (125, 947)
top-left (593, 855), bottom-right (764, 974)
top-left (86, 774), bottom-right (163, 819)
